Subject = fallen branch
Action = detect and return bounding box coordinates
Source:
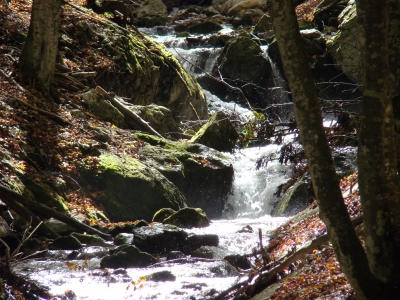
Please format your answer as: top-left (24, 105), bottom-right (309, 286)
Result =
top-left (95, 86), bottom-right (163, 138)
top-left (0, 69), bottom-right (72, 126)
top-left (213, 214), bottom-right (364, 299)
top-left (0, 185), bottom-right (113, 241)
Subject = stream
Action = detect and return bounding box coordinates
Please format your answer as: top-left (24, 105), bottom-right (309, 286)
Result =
top-left (13, 26), bottom-right (308, 300)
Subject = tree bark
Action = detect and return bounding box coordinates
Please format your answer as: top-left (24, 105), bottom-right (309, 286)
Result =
top-left (356, 0), bottom-right (400, 285)
top-left (19, 0), bottom-right (62, 101)
top-left (267, 0), bottom-right (382, 298)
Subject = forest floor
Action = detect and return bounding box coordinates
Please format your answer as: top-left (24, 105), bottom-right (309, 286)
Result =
top-left (0, 0), bottom-right (363, 299)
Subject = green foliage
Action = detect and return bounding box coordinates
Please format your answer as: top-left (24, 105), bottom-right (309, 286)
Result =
top-left (238, 111), bottom-right (266, 148)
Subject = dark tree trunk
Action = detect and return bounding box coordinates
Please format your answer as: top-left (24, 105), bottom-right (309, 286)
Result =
top-left (356, 0), bottom-right (400, 284)
top-left (19, 0), bottom-right (62, 102)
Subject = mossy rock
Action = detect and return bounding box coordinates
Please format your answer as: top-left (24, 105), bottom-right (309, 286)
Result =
top-left (152, 208), bottom-right (177, 223)
top-left (218, 35), bottom-right (272, 86)
top-left (190, 111), bottom-right (238, 152)
top-left (114, 233), bottom-right (134, 246)
top-left (326, 4), bottom-right (360, 83)
top-left (52, 235), bottom-right (82, 250)
top-left (71, 233), bottom-right (109, 247)
top-left (133, 133), bottom-right (234, 218)
top-left (126, 104), bottom-right (183, 138)
top-left (69, 16), bottom-right (208, 122)
top-left (133, 223), bottom-right (188, 254)
top-left (186, 21), bottom-right (223, 34)
top-left (253, 14), bottom-right (272, 33)
top-left (80, 153), bottom-right (187, 222)
top-left (81, 90), bottom-right (125, 127)
top-left (271, 175), bottom-right (314, 217)
top-left (163, 207), bottom-right (210, 228)
top-left (100, 244), bottom-right (157, 268)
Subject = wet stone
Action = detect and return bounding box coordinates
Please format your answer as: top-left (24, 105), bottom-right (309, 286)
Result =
top-left (114, 233), bottom-right (134, 246)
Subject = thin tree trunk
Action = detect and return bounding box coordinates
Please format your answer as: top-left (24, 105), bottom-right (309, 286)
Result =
top-left (267, 0), bottom-right (379, 298)
top-left (356, 0), bottom-right (400, 285)
top-left (19, 0), bottom-right (62, 101)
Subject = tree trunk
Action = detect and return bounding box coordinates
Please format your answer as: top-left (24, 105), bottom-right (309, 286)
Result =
top-left (267, 0), bottom-right (384, 298)
top-left (19, 0), bottom-right (62, 102)
top-left (355, 0), bottom-right (400, 284)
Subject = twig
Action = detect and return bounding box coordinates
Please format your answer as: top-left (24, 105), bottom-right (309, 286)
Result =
top-left (12, 219), bottom-right (43, 257)
top-left (0, 69), bottom-right (72, 126)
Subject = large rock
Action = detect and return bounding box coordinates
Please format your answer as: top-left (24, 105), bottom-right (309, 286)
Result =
top-left (190, 111), bottom-right (239, 152)
top-left (133, 133), bottom-right (234, 218)
top-left (326, 2), bottom-right (360, 83)
top-left (81, 90), bottom-right (125, 127)
top-left (217, 35), bottom-right (272, 86)
top-left (271, 175), bottom-right (314, 217)
top-left (218, 0), bottom-right (266, 15)
top-left (163, 207), bottom-right (210, 228)
top-left (126, 104), bottom-right (183, 138)
top-left (134, 0), bottom-right (168, 19)
top-left (133, 223), bottom-right (189, 254)
top-left (70, 18), bottom-right (208, 122)
top-left (80, 153), bottom-right (187, 222)
top-left (100, 244), bottom-right (157, 268)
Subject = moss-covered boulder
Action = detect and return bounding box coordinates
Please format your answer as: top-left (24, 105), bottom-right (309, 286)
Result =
top-left (326, 3), bottom-right (360, 83)
top-left (114, 233), bottom-right (134, 246)
top-left (163, 207), bottom-right (210, 228)
top-left (271, 175), bottom-right (315, 217)
top-left (186, 21), bottom-right (223, 34)
top-left (71, 233), bottom-right (110, 247)
top-left (126, 104), bottom-right (183, 138)
top-left (80, 153), bottom-right (187, 222)
top-left (100, 244), bottom-right (157, 268)
top-left (81, 90), bottom-right (125, 127)
top-left (231, 8), bottom-right (264, 28)
top-left (217, 35), bottom-right (272, 86)
top-left (52, 235), bottom-right (82, 250)
top-left (67, 16), bottom-right (207, 122)
top-left (190, 111), bottom-right (239, 152)
top-left (253, 14), bottom-right (272, 33)
top-left (152, 208), bottom-right (177, 223)
top-left (133, 133), bottom-right (234, 218)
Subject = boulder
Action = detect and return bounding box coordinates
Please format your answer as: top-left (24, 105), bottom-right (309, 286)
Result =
top-left (80, 153), bottom-right (187, 222)
top-left (100, 244), bottom-right (157, 268)
top-left (133, 133), bottom-right (234, 218)
top-left (186, 21), bottom-right (224, 34)
top-left (163, 207), bottom-right (210, 228)
top-left (271, 175), bottom-right (315, 217)
top-left (152, 208), bottom-right (177, 223)
top-left (81, 90), bottom-right (125, 127)
top-left (126, 104), bottom-right (183, 138)
top-left (219, 0), bottom-right (266, 15)
top-left (71, 233), bottom-right (110, 247)
top-left (184, 234), bottom-right (219, 252)
top-left (231, 8), bottom-right (264, 28)
top-left (217, 35), bottom-right (272, 86)
top-left (133, 223), bottom-right (189, 254)
top-left (190, 111), bottom-right (239, 152)
top-left (134, 0), bottom-right (168, 19)
top-left (326, 2), bottom-right (360, 83)
top-left (145, 270), bottom-right (176, 282)
top-left (114, 233), bottom-right (134, 246)
top-left (70, 18), bottom-right (208, 122)
top-left (52, 235), bottom-right (82, 250)
top-left (253, 14), bottom-right (272, 33)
